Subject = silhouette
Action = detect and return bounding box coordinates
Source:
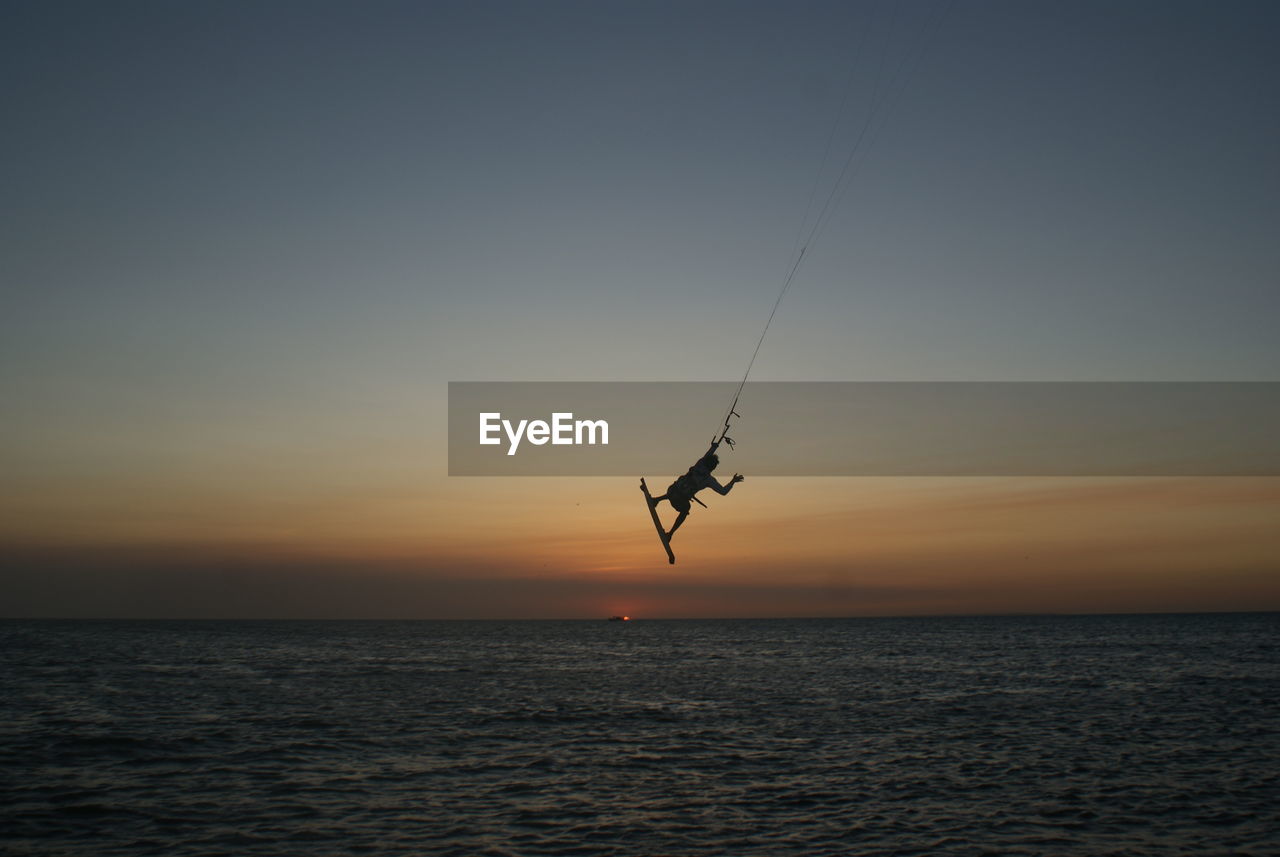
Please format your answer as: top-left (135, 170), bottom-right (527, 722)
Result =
top-left (651, 439), bottom-right (744, 536)
top-left (640, 438), bottom-right (744, 563)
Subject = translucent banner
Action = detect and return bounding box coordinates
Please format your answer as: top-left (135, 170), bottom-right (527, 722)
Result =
top-left (448, 382), bottom-right (1280, 476)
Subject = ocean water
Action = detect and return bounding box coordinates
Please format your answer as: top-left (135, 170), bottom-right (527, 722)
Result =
top-left (2, 614), bottom-right (1277, 856)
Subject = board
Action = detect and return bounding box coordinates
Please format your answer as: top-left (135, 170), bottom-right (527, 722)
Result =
top-left (640, 478), bottom-right (676, 565)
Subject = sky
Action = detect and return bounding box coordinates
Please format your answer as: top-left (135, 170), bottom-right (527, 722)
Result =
top-left (2, 0), bottom-right (1278, 618)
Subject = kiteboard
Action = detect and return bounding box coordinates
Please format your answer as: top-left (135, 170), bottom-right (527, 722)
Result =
top-left (639, 478), bottom-right (676, 565)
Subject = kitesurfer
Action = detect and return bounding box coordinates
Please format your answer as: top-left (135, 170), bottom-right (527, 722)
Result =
top-left (647, 439), bottom-right (743, 540)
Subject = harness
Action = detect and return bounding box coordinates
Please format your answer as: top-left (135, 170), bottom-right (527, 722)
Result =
top-left (668, 462), bottom-right (713, 507)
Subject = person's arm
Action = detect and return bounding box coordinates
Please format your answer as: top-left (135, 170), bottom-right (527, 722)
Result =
top-left (705, 473), bottom-right (744, 496)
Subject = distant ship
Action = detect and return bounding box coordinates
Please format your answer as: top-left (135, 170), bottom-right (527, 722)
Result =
top-left (608, 615), bottom-right (631, 622)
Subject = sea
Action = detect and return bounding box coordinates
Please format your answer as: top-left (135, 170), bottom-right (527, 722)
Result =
top-left (2, 614), bottom-right (1277, 856)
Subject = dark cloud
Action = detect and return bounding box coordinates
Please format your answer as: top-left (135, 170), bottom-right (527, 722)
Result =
top-left (0, 543), bottom-right (968, 619)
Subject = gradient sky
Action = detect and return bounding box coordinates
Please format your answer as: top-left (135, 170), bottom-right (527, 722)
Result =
top-left (3, 0), bottom-right (1278, 618)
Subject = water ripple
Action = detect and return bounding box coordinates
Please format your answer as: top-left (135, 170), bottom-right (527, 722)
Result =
top-left (1, 615), bottom-right (1277, 855)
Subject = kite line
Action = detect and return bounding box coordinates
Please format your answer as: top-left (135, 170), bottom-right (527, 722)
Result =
top-left (714, 0), bottom-right (953, 450)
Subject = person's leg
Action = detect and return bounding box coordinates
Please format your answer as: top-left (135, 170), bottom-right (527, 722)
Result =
top-left (666, 510), bottom-right (689, 539)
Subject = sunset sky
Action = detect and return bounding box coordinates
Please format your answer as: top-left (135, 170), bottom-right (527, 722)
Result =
top-left (3, 0), bottom-right (1278, 618)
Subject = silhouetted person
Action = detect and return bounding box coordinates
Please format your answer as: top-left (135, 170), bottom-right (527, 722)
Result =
top-left (648, 439), bottom-right (743, 540)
